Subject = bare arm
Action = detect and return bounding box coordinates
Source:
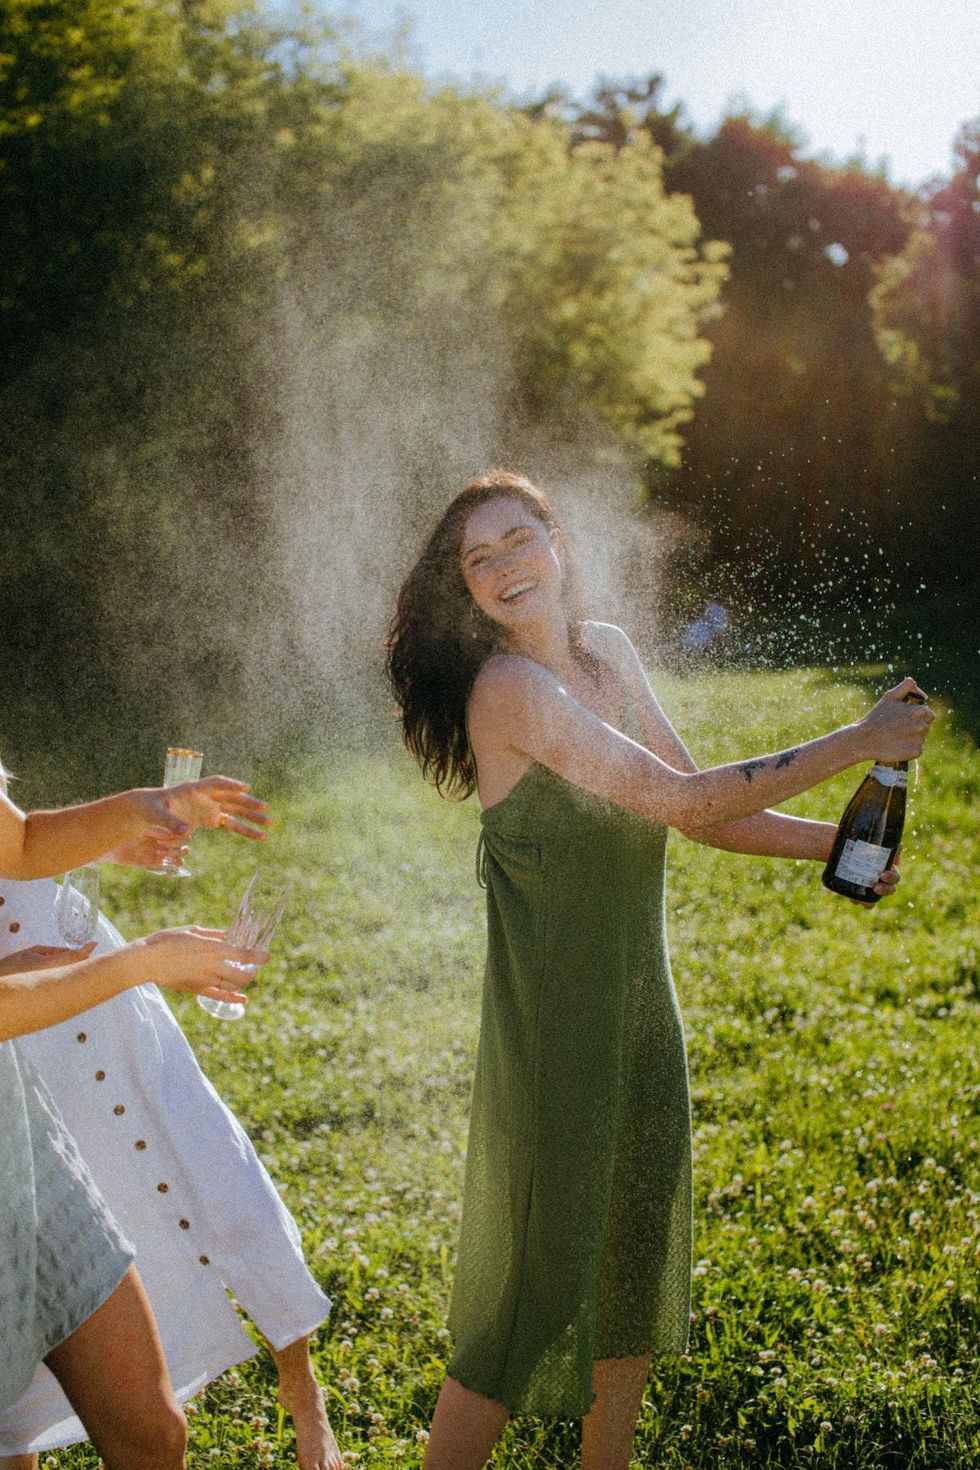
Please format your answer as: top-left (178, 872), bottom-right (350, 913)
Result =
top-left (0, 778), bottom-right (270, 881)
top-left (595, 623), bottom-right (903, 902)
top-left (600, 623), bottom-right (838, 858)
top-left (0, 929), bottom-right (264, 1041)
top-left (468, 648), bottom-right (932, 832)
top-left (1, 788), bottom-right (179, 880)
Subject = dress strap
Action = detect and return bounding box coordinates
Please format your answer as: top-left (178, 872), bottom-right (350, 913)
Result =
top-left (475, 830), bottom-right (488, 889)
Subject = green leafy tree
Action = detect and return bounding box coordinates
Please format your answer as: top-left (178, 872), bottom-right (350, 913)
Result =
top-left (659, 114), bottom-right (911, 578)
top-left (0, 8), bottom-right (726, 773)
top-left (870, 121), bottom-right (980, 577)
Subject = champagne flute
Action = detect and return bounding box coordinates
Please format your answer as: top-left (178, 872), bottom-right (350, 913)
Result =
top-left (197, 870), bottom-right (291, 1022)
top-left (56, 866), bottom-right (101, 947)
top-left (154, 747), bottom-right (203, 877)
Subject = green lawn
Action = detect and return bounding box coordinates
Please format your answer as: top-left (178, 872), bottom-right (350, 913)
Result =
top-left (56, 668), bottom-right (978, 1469)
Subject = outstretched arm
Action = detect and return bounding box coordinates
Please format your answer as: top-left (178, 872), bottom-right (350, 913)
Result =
top-left (468, 643), bottom-right (932, 833)
top-left (1, 785), bottom-right (184, 880)
top-left (0, 777), bottom-right (270, 880)
top-left (0, 929), bottom-right (264, 1041)
top-left (600, 623), bottom-right (840, 857)
top-left (597, 623), bottom-right (903, 903)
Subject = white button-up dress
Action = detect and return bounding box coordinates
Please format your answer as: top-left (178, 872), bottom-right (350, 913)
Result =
top-left (0, 877), bottom-right (330, 1456)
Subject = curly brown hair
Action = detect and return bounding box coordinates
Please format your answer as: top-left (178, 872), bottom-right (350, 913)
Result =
top-left (386, 472), bottom-right (593, 798)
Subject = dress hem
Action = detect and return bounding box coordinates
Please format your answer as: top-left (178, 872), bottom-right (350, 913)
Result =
top-left (447, 1366), bottom-right (595, 1422)
top-left (40, 1250), bottom-right (134, 1363)
top-left (447, 1339), bottom-right (686, 1423)
top-left (251, 1304), bottom-right (332, 1354)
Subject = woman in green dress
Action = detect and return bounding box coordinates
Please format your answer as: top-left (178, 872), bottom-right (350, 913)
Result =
top-left (386, 471), bottom-right (933, 1470)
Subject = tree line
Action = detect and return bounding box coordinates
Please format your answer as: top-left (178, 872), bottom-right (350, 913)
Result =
top-left (0, 1), bottom-right (975, 780)
top-left (558, 79), bottom-right (978, 605)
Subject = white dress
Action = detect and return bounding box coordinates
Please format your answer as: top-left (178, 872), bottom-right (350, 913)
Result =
top-left (0, 876), bottom-right (330, 1456)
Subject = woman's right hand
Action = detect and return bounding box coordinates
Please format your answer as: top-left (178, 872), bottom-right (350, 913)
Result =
top-left (127, 778), bottom-right (271, 848)
top-left (157, 777), bottom-right (272, 840)
top-left (135, 926), bottom-right (268, 1008)
top-left (857, 677), bottom-right (935, 762)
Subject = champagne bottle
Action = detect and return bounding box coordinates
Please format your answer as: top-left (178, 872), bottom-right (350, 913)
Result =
top-left (822, 692), bottom-right (925, 903)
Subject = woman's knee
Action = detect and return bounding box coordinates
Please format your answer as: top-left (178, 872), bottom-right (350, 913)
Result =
top-left (149, 1399), bottom-right (188, 1464)
top-left (119, 1397), bottom-right (187, 1469)
top-left (156, 1397), bottom-right (188, 1457)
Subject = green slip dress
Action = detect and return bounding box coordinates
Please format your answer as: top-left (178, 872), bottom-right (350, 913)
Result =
top-left (447, 762), bottom-right (692, 1419)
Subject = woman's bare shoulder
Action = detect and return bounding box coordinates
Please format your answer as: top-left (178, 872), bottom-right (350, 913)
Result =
top-left (581, 620), bottom-right (641, 671)
top-left (470, 652), bottom-right (559, 709)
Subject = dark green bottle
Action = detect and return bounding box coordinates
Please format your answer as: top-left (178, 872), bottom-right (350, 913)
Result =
top-left (822, 693), bottom-right (925, 903)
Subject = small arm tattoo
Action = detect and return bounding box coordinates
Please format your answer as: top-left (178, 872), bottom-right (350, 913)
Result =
top-left (739, 759), bottom-right (767, 784)
top-left (775, 748), bottom-right (800, 769)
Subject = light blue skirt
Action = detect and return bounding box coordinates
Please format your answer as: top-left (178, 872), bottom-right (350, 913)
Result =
top-left (1, 1041), bottom-right (133, 1409)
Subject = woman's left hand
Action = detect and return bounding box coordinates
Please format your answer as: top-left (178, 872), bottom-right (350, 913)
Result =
top-left (0, 942), bottom-right (96, 976)
top-left (849, 849), bottom-right (901, 908)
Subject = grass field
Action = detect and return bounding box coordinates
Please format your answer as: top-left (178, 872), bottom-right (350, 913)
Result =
top-left (53, 667), bottom-right (978, 1469)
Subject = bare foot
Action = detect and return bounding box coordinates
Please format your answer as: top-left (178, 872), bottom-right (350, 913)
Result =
top-left (278, 1369), bottom-right (343, 1470)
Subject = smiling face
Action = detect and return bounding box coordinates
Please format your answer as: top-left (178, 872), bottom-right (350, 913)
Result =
top-left (459, 496), bottom-right (564, 633)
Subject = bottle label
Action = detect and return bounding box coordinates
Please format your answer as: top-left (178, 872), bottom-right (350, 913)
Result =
top-left (870, 765), bottom-right (908, 788)
top-left (834, 838), bottom-right (892, 888)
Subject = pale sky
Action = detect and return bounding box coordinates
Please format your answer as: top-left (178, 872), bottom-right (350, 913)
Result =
top-left (334, 0), bottom-right (980, 187)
